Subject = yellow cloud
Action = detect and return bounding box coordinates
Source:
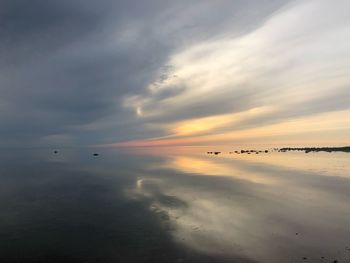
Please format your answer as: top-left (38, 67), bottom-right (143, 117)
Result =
top-left (110, 109), bottom-right (350, 147)
top-left (171, 106), bottom-right (275, 136)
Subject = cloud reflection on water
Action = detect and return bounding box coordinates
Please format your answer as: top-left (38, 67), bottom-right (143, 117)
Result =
top-left (129, 148), bottom-right (350, 262)
top-left (1, 148), bottom-right (349, 262)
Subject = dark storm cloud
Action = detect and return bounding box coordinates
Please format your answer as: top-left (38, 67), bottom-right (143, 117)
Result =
top-left (0, 0), bottom-right (291, 147)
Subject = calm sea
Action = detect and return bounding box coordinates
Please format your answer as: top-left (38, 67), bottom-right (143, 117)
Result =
top-left (0, 147), bottom-right (349, 262)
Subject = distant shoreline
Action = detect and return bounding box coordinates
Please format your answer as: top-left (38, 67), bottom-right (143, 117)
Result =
top-left (279, 146), bottom-right (350, 153)
top-left (207, 146), bottom-right (350, 155)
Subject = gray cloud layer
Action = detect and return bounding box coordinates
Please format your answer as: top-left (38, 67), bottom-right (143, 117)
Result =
top-left (3, 0), bottom-right (348, 148)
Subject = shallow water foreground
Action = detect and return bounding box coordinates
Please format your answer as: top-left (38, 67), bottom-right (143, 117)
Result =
top-left (0, 147), bottom-right (349, 262)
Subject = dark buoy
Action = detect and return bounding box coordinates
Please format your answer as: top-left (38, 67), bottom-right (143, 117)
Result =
top-left (54, 150), bottom-right (58, 154)
top-left (93, 153), bottom-right (99, 156)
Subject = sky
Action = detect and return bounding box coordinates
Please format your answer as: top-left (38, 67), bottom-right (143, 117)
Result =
top-left (1, 0), bottom-right (350, 148)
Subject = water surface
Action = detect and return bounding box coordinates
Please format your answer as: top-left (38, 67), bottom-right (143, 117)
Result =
top-left (0, 147), bottom-right (349, 262)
